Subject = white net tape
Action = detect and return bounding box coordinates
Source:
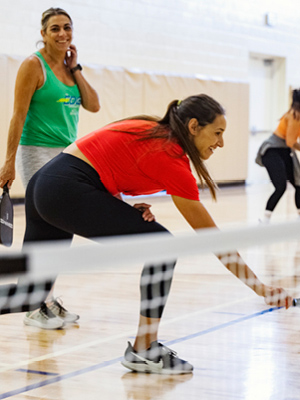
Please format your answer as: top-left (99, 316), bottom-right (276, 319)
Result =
top-left (9, 219), bottom-right (300, 278)
top-left (1, 220), bottom-right (300, 315)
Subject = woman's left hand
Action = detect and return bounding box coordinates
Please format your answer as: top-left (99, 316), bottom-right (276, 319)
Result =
top-left (133, 203), bottom-right (155, 222)
top-left (65, 44), bottom-right (78, 70)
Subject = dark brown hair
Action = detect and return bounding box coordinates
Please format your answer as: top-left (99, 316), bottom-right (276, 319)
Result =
top-left (290, 89), bottom-right (300, 119)
top-left (120, 94), bottom-right (225, 200)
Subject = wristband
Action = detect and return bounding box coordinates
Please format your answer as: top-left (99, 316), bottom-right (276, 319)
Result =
top-left (70, 64), bottom-right (82, 74)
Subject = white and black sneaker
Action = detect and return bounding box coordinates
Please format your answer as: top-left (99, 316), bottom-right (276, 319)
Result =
top-left (24, 302), bottom-right (64, 330)
top-left (48, 298), bottom-right (80, 323)
top-left (121, 341), bottom-right (193, 374)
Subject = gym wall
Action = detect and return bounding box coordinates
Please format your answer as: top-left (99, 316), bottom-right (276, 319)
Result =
top-left (1, 0), bottom-right (299, 197)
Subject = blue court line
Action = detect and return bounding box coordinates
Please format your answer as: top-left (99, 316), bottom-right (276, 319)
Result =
top-left (0, 306), bottom-right (279, 399)
top-left (16, 368), bottom-right (59, 376)
top-left (0, 357), bottom-right (123, 399)
top-left (164, 307), bottom-right (280, 347)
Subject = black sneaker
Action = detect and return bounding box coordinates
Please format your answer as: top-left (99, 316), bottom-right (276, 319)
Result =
top-left (121, 341), bottom-right (193, 374)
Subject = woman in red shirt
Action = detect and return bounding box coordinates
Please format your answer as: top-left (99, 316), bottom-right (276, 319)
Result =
top-left (18, 94), bottom-right (294, 374)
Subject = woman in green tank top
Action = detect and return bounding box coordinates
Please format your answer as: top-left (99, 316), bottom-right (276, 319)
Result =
top-left (0, 7), bottom-right (100, 330)
top-left (0, 7), bottom-right (100, 190)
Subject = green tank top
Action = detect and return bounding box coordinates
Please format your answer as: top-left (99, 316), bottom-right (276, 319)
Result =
top-left (20, 51), bottom-right (81, 147)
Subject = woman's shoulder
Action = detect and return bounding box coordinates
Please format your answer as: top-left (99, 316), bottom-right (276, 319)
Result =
top-left (285, 110), bottom-right (293, 120)
top-left (19, 54), bottom-right (43, 73)
top-left (285, 110), bottom-right (300, 126)
top-left (15, 54), bottom-right (44, 89)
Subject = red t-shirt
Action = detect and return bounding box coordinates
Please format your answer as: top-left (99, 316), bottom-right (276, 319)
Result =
top-left (76, 119), bottom-right (200, 200)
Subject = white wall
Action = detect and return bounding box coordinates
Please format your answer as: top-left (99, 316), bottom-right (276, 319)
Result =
top-left (1, 0), bottom-right (300, 85)
top-left (1, 0), bottom-right (300, 197)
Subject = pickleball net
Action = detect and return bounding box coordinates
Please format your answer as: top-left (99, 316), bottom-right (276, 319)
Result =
top-left (1, 220), bottom-right (300, 397)
top-left (1, 220), bottom-right (300, 316)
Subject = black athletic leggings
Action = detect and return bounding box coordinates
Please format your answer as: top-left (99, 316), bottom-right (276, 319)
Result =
top-left (20, 153), bottom-right (175, 318)
top-left (262, 148), bottom-right (300, 211)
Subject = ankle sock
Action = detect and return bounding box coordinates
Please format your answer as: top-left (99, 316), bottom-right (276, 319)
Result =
top-left (260, 210), bottom-right (272, 223)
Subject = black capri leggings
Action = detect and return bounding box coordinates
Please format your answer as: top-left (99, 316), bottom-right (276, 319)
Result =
top-left (4, 153), bottom-right (176, 317)
top-left (261, 147), bottom-right (300, 211)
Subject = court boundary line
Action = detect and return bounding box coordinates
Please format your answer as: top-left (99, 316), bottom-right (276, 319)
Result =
top-left (0, 295), bottom-right (253, 373)
top-left (0, 303), bottom-right (283, 399)
top-left (16, 368), bottom-right (59, 376)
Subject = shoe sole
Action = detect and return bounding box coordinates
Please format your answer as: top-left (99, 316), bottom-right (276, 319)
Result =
top-left (59, 315), bottom-right (80, 323)
top-left (23, 317), bottom-right (64, 330)
top-left (121, 359), bottom-right (193, 375)
top-left (49, 309), bottom-right (80, 323)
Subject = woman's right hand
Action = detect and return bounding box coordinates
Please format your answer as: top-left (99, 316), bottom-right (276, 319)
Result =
top-left (0, 162), bottom-right (15, 189)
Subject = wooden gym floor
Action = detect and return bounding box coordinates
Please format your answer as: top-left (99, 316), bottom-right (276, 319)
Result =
top-left (1, 182), bottom-right (300, 400)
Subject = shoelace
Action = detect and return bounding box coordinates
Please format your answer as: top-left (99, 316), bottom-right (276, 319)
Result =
top-left (40, 303), bottom-right (55, 319)
top-left (53, 298), bottom-right (67, 313)
top-left (158, 343), bottom-right (178, 358)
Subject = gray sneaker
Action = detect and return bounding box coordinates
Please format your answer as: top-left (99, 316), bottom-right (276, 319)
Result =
top-left (121, 341), bottom-right (193, 374)
top-left (24, 302), bottom-right (64, 330)
top-left (48, 298), bottom-right (80, 323)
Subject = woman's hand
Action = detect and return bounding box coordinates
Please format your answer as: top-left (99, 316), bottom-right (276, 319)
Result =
top-left (0, 162), bottom-right (15, 189)
top-left (133, 203), bottom-right (155, 222)
top-left (263, 285), bottom-right (293, 309)
top-left (293, 142), bottom-right (300, 151)
top-left (65, 44), bottom-right (78, 70)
